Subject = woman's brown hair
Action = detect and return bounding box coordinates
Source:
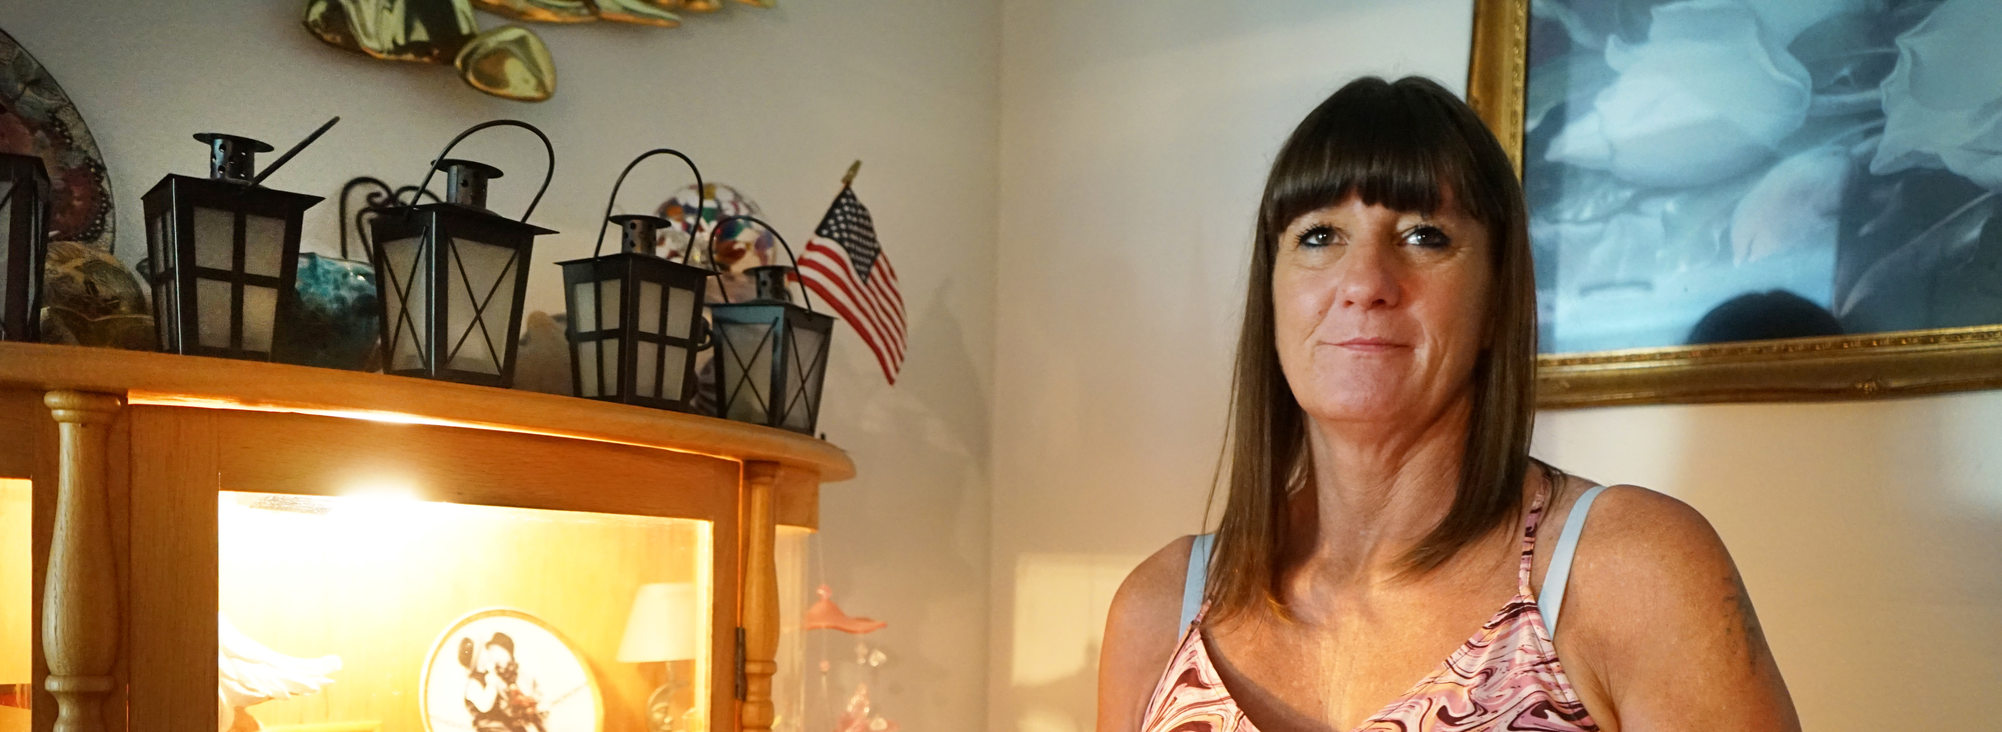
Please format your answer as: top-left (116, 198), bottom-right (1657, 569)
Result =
top-left (1205, 76), bottom-right (1541, 621)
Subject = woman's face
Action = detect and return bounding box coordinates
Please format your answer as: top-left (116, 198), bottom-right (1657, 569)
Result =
top-left (1272, 190), bottom-right (1493, 428)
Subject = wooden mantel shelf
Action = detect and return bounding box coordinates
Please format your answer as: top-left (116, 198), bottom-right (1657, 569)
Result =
top-left (0, 341), bottom-right (853, 482)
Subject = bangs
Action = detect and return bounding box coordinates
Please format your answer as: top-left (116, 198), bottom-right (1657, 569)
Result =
top-left (1260, 77), bottom-right (1508, 244)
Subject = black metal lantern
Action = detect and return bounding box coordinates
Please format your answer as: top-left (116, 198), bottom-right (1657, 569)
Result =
top-left (558, 149), bottom-right (716, 411)
top-left (371, 120), bottom-right (555, 387)
top-left (141, 118), bottom-right (337, 358)
top-left (704, 217), bottom-right (835, 434)
top-left (0, 153), bottom-right (51, 342)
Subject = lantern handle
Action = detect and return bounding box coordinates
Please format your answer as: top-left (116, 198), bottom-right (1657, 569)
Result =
top-left (706, 215), bottom-right (818, 314)
top-left (341, 178), bottom-right (446, 261)
top-left (249, 116), bottom-right (341, 188)
top-left (593, 148), bottom-right (706, 259)
top-left (409, 119), bottom-right (556, 223)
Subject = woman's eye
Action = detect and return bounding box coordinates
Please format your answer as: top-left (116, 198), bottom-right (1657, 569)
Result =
top-left (1404, 225), bottom-right (1450, 250)
top-left (1297, 225), bottom-right (1335, 248)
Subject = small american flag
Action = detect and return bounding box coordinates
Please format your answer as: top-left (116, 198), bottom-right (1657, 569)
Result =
top-left (800, 185), bottom-right (906, 385)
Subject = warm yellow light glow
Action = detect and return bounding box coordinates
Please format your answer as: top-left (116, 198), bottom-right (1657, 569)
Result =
top-left (693, 519), bottom-right (715, 730)
top-left (338, 480), bottom-right (424, 505)
top-left (2, 479), bottom-right (30, 689)
top-left (128, 392), bottom-right (748, 465)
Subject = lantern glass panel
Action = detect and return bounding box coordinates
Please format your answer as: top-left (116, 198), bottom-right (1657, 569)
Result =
top-left (0, 184), bottom-right (11, 315)
top-left (660, 344), bottom-right (688, 400)
top-left (194, 207), bottom-right (234, 270)
top-left (636, 342), bottom-right (659, 399)
top-left (636, 280), bottom-right (661, 335)
top-left (0, 178), bottom-right (12, 273)
top-left (379, 234), bottom-right (428, 372)
top-left (599, 339), bottom-right (622, 398)
top-left (571, 278), bottom-right (622, 332)
top-left (666, 286), bottom-right (695, 339)
top-left (719, 320), bottom-right (775, 423)
top-left (244, 214), bottom-right (288, 278)
top-left (577, 339), bottom-right (600, 398)
top-left (444, 236), bottom-right (519, 376)
top-left (147, 212), bottom-right (174, 342)
top-left (243, 285), bottom-right (278, 352)
top-left (198, 279), bottom-right (232, 348)
top-left (784, 324), bottom-right (827, 432)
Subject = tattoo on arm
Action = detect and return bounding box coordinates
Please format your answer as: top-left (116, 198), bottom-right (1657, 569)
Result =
top-left (1727, 571), bottom-right (1770, 671)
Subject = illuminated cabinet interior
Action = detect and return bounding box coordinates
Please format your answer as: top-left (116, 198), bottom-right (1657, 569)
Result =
top-left (0, 342), bottom-right (851, 732)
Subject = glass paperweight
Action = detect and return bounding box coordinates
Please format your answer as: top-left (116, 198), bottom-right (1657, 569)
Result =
top-left (273, 253), bottom-right (380, 370)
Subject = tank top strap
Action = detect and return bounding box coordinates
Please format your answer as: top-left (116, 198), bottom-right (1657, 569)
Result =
top-left (1539, 483), bottom-right (1608, 633)
top-left (1516, 478), bottom-right (1553, 595)
top-left (1179, 533), bottom-right (1215, 634)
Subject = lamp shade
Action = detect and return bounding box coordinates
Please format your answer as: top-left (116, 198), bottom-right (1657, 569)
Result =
top-left (616, 582), bottom-right (701, 663)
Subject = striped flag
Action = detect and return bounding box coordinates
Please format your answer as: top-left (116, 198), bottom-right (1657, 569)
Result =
top-left (799, 186), bottom-right (906, 385)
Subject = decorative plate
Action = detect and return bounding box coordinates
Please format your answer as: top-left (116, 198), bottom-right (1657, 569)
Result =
top-left (420, 608), bottom-right (603, 732)
top-left (0, 26), bottom-right (114, 250)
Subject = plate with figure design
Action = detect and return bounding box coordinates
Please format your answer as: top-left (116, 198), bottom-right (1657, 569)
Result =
top-left (421, 608), bottom-right (603, 732)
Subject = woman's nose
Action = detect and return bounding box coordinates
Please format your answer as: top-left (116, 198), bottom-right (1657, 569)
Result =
top-left (1335, 242), bottom-right (1402, 310)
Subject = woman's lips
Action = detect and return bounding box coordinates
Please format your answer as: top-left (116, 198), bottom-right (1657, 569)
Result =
top-left (1330, 338), bottom-right (1409, 352)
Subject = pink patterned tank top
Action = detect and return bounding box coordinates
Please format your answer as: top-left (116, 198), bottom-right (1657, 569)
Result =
top-left (1140, 485), bottom-right (1603, 731)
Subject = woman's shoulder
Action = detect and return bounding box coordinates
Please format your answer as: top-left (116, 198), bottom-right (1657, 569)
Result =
top-left (1545, 478), bottom-right (1798, 727)
top-left (1106, 534), bottom-right (1202, 644)
top-left (1541, 477), bottom-right (1736, 608)
top-left (1550, 479), bottom-right (1730, 581)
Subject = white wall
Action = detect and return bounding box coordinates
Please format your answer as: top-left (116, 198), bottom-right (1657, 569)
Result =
top-left (991, 1), bottom-right (2001, 731)
top-left (0, 1), bottom-right (997, 730)
top-left (1535, 395), bottom-right (2002, 728)
top-left (992, 2), bottom-right (1474, 730)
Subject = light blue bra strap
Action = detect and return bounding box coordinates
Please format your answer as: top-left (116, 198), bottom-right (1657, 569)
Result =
top-left (1539, 484), bottom-right (1608, 635)
top-left (1179, 533), bottom-right (1216, 633)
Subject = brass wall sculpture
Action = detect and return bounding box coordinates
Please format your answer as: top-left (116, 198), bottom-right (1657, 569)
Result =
top-left (303, 0), bottom-right (769, 102)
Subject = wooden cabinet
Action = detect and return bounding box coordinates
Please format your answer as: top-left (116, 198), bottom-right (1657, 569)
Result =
top-left (0, 342), bottom-right (851, 732)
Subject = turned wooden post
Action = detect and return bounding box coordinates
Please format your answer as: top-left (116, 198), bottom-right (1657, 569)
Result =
top-left (41, 391), bottom-right (123, 732)
top-left (739, 461), bottom-right (781, 732)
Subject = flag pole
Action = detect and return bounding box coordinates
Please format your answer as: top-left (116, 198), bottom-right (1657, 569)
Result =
top-left (815, 160), bottom-right (861, 234)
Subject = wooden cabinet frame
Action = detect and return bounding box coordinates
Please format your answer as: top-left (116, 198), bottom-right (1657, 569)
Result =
top-left (0, 342), bottom-right (852, 732)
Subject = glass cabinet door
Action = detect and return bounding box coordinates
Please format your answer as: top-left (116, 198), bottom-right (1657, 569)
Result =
top-left (218, 491), bottom-right (716, 732)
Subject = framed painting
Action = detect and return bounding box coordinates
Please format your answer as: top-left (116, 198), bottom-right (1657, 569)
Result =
top-left (1469, 0), bottom-right (2002, 407)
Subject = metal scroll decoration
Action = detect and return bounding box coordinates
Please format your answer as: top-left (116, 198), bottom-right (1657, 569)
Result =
top-left (302, 0), bottom-right (774, 102)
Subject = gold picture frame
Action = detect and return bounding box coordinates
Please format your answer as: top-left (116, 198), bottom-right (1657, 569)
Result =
top-left (1467, 0), bottom-right (2002, 408)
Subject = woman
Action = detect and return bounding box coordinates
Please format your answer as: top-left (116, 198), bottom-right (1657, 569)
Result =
top-left (1097, 77), bottom-right (1799, 731)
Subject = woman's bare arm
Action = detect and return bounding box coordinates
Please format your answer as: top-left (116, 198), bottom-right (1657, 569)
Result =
top-left (1557, 487), bottom-right (1800, 731)
top-left (1098, 535), bottom-right (1199, 732)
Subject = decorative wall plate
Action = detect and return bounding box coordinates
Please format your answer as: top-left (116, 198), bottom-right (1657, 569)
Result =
top-left (420, 608), bottom-right (603, 732)
top-left (0, 26), bottom-right (113, 251)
